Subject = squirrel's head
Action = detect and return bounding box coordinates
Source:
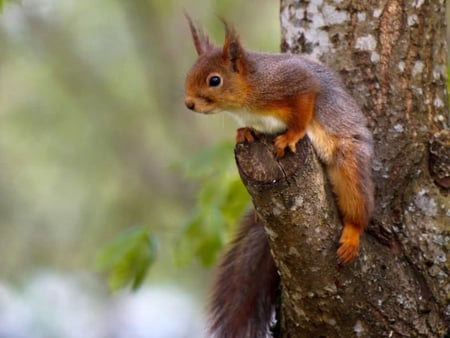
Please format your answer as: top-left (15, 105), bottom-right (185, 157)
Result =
top-left (184, 15), bottom-right (251, 114)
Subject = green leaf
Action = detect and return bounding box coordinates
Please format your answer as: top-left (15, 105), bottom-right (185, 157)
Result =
top-left (221, 174), bottom-right (251, 221)
top-left (174, 206), bottom-right (225, 267)
top-left (96, 227), bottom-right (157, 291)
top-left (175, 141), bottom-right (251, 267)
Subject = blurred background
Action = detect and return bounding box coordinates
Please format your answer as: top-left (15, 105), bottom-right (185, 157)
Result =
top-left (0, 0), bottom-right (279, 337)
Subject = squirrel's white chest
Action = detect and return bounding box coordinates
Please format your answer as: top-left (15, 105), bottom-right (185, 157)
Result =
top-left (226, 109), bottom-right (287, 134)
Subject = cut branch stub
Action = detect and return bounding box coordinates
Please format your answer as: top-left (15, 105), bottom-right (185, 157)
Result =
top-left (234, 134), bottom-right (307, 183)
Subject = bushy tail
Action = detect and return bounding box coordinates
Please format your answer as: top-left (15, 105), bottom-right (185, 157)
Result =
top-left (208, 211), bottom-right (280, 338)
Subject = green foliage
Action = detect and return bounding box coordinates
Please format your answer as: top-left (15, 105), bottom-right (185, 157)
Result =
top-left (448, 69), bottom-right (450, 95)
top-left (0, 0), bottom-right (19, 12)
top-left (96, 227), bottom-right (157, 291)
top-left (0, 0), bottom-right (278, 292)
top-left (175, 141), bottom-right (251, 267)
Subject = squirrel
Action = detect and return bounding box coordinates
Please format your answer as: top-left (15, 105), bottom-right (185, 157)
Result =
top-left (184, 15), bottom-right (374, 338)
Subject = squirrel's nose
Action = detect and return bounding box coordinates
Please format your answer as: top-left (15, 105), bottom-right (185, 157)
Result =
top-left (185, 100), bottom-right (195, 111)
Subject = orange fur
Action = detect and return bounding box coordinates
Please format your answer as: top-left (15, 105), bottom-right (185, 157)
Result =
top-left (337, 222), bottom-right (362, 263)
top-left (236, 127), bottom-right (256, 143)
top-left (185, 16), bottom-right (375, 337)
top-left (306, 119), bottom-right (338, 163)
top-left (327, 144), bottom-right (368, 262)
top-left (184, 16), bottom-right (374, 265)
top-left (273, 93), bottom-right (316, 158)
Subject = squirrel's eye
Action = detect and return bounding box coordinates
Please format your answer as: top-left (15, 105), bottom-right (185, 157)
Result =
top-left (208, 75), bottom-right (222, 87)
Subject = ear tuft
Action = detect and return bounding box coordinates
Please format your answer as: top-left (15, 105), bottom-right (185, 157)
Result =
top-left (220, 18), bottom-right (246, 73)
top-left (184, 11), bottom-right (214, 55)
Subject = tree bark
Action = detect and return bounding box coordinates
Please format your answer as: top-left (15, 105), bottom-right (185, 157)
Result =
top-left (235, 0), bottom-right (449, 336)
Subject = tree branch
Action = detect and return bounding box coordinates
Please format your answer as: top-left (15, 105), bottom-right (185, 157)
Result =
top-left (235, 135), bottom-right (448, 337)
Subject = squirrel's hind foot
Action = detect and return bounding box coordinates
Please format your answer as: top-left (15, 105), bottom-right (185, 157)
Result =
top-left (337, 222), bottom-right (361, 263)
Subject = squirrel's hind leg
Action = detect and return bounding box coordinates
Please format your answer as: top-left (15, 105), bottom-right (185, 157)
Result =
top-left (327, 141), bottom-right (374, 263)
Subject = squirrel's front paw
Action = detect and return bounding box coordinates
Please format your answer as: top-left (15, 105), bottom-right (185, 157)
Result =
top-left (274, 134), bottom-right (297, 159)
top-left (236, 127), bottom-right (258, 143)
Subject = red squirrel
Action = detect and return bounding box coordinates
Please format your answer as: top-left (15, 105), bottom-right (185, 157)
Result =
top-left (184, 15), bottom-right (374, 338)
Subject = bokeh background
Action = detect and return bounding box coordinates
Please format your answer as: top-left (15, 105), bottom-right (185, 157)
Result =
top-left (0, 0), bottom-right (279, 337)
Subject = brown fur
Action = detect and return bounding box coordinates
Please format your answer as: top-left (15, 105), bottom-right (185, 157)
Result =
top-left (209, 212), bottom-right (279, 338)
top-left (184, 15), bottom-right (375, 337)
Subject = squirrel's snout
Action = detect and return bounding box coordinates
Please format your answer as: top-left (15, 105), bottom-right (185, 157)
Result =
top-left (185, 99), bottom-right (195, 111)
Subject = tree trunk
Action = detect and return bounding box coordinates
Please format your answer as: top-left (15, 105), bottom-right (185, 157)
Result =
top-left (235, 0), bottom-right (449, 336)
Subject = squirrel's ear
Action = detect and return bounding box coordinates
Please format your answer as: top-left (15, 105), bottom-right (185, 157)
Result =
top-left (185, 12), bottom-right (213, 55)
top-left (221, 20), bottom-right (247, 73)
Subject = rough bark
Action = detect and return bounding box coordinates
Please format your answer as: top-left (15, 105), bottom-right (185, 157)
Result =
top-left (235, 0), bottom-right (449, 337)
